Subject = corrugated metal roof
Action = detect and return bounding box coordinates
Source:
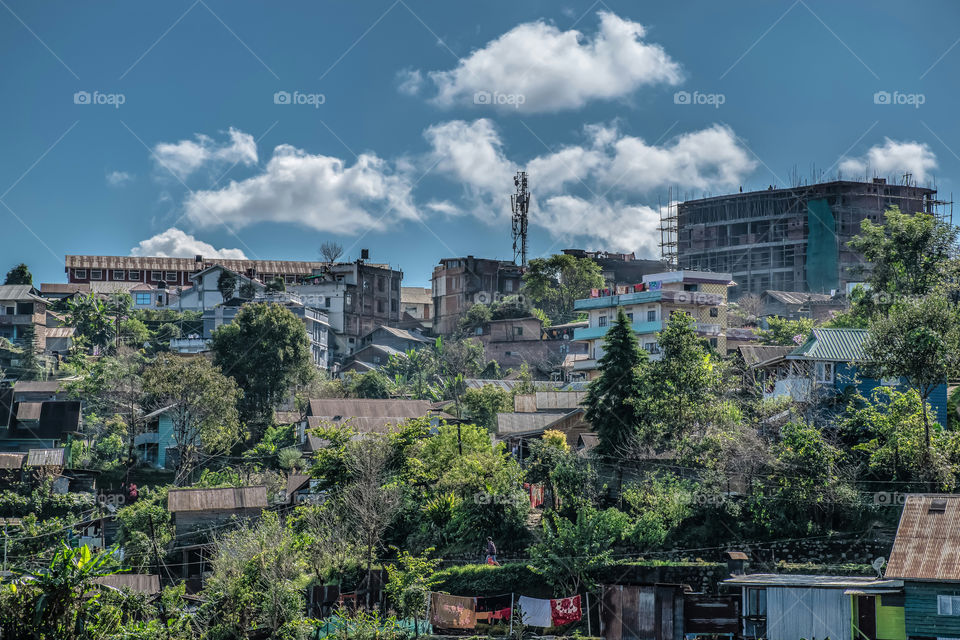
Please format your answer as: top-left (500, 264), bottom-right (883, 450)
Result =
top-left (0, 285), bottom-right (44, 302)
top-left (16, 402), bottom-right (43, 421)
top-left (66, 255), bottom-right (334, 276)
top-left (514, 394), bottom-right (537, 413)
top-left (371, 326), bottom-right (431, 343)
top-left (39, 283), bottom-right (90, 294)
top-left (723, 574), bottom-right (902, 588)
top-left (739, 345), bottom-right (795, 368)
top-left (533, 391), bottom-right (587, 410)
top-left (0, 453), bottom-right (26, 469)
top-left (308, 399), bottom-right (436, 419)
top-left (26, 448), bottom-right (65, 467)
top-left (497, 411), bottom-right (574, 435)
top-left (790, 328), bottom-right (869, 362)
top-left (13, 381), bottom-right (63, 394)
top-left (167, 486), bottom-right (268, 512)
top-left (763, 290), bottom-right (835, 305)
top-left (45, 327), bottom-right (76, 338)
top-left (307, 415), bottom-right (420, 433)
top-left (274, 411), bottom-right (301, 424)
top-left (94, 574), bottom-right (161, 595)
top-left (886, 494), bottom-right (960, 580)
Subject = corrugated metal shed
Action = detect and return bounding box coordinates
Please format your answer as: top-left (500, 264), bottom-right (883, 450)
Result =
top-left (886, 493), bottom-right (960, 580)
top-left (26, 448), bottom-right (66, 467)
top-left (94, 574), bottom-right (161, 595)
top-left (167, 486), bottom-right (268, 513)
top-left (790, 328), bottom-right (869, 362)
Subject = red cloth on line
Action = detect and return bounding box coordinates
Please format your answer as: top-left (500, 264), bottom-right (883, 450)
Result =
top-left (550, 595), bottom-right (582, 626)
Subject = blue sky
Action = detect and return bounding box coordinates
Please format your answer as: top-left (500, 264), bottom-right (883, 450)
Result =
top-left (2, 0), bottom-right (959, 287)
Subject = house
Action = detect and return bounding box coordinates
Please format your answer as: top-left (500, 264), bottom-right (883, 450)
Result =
top-left (400, 287), bottom-right (433, 327)
top-left (752, 328), bottom-right (949, 424)
top-left (562, 249), bottom-right (668, 286)
top-left (38, 282), bottom-right (91, 301)
top-left (135, 405), bottom-right (176, 469)
top-left (496, 391), bottom-right (591, 453)
top-left (760, 290), bottom-right (847, 322)
top-left (573, 270), bottom-right (734, 379)
top-left (301, 398), bottom-right (449, 449)
top-left (600, 581), bottom-right (741, 640)
top-left (431, 256), bottom-right (524, 335)
top-left (467, 316), bottom-right (588, 379)
top-left (174, 265), bottom-right (265, 313)
top-left (885, 493), bottom-right (960, 640)
top-left (0, 399), bottom-right (82, 453)
top-left (0, 284), bottom-right (49, 365)
top-left (11, 380), bottom-right (68, 403)
top-left (167, 486), bottom-right (268, 535)
top-left (723, 573), bottom-right (905, 640)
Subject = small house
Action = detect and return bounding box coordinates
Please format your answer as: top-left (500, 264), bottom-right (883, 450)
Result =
top-left (135, 405), bottom-right (177, 469)
top-left (885, 493), bottom-right (960, 640)
top-left (723, 573), bottom-right (904, 640)
top-left (167, 486), bottom-right (268, 536)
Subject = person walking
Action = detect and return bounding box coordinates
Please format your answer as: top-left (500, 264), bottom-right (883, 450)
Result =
top-left (485, 537), bottom-right (500, 565)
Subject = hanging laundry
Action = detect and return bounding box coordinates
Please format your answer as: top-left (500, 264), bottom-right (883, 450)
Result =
top-left (550, 594), bottom-right (582, 626)
top-left (476, 594), bottom-right (512, 622)
top-left (590, 288), bottom-right (600, 298)
top-left (528, 484), bottom-right (544, 508)
top-left (430, 593), bottom-right (476, 629)
top-left (518, 596), bottom-right (552, 627)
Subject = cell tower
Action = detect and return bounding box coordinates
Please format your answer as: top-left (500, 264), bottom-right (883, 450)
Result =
top-left (511, 171), bottom-right (530, 267)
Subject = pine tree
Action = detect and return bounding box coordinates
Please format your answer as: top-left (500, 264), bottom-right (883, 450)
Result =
top-left (584, 308), bottom-right (647, 457)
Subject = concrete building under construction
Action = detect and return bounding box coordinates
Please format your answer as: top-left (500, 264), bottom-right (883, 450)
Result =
top-left (668, 179), bottom-right (946, 298)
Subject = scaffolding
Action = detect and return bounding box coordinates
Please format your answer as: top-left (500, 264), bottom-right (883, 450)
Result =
top-left (658, 187), bottom-right (679, 270)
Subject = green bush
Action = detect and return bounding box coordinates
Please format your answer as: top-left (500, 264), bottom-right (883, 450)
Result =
top-left (432, 562), bottom-right (547, 598)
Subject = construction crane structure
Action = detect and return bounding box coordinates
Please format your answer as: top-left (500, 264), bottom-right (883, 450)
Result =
top-left (511, 171), bottom-right (530, 267)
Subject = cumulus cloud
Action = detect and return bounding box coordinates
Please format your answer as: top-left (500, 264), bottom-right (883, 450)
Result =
top-left (130, 228), bottom-right (247, 259)
top-left (839, 138), bottom-right (938, 184)
top-left (153, 127), bottom-right (258, 180)
top-left (183, 144), bottom-right (417, 234)
top-left (106, 170), bottom-right (133, 186)
top-left (419, 12), bottom-right (682, 112)
top-left (423, 119), bottom-right (756, 258)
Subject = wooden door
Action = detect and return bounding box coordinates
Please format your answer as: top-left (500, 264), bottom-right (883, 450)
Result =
top-left (856, 595), bottom-right (876, 640)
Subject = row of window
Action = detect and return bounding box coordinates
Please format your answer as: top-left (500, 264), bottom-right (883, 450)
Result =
top-left (74, 268), bottom-right (179, 283)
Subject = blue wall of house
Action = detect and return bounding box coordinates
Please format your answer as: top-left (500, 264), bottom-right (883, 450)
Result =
top-left (903, 582), bottom-right (960, 638)
top-left (157, 415), bottom-right (174, 468)
top-left (833, 363), bottom-right (948, 426)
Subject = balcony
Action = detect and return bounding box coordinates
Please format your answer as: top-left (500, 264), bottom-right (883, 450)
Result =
top-left (0, 314), bottom-right (41, 326)
top-left (574, 320), bottom-right (663, 341)
top-left (134, 432), bottom-right (159, 446)
top-left (574, 290), bottom-right (663, 311)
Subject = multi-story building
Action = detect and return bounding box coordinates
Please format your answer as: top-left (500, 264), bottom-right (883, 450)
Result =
top-left (431, 257), bottom-right (523, 335)
top-left (572, 270), bottom-right (733, 379)
top-left (675, 179), bottom-right (942, 298)
top-left (400, 287), bottom-right (433, 328)
top-left (561, 249), bottom-right (667, 286)
top-left (0, 285), bottom-right (49, 370)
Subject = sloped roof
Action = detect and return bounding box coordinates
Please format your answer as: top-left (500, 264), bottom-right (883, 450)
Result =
top-left (371, 325), bottom-right (431, 343)
top-left (762, 290), bottom-right (835, 305)
top-left (26, 448), bottom-right (65, 467)
top-left (13, 381), bottom-right (63, 394)
top-left (45, 327), bottom-right (76, 338)
top-left (0, 285), bottom-right (44, 303)
top-left (790, 328), bottom-right (869, 362)
top-left (400, 287), bottom-right (432, 305)
top-left (0, 453), bottom-right (26, 469)
top-left (724, 574), bottom-right (902, 589)
top-left (497, 410), bottom-right (582, 435)
top-left (66, 255), bottom-right (336, 276)
top-left (167, 486), bottom-right (268, 513)
top-left (94, 574), bottom-right (161, 595)
top-left (739, 345), bottom-right (795, 368)
top-left (274, 411), bottom-right (302, 425)
top-left (16, 402), bottom-right (43, 421)
top-left (40, 283), bottom-right (90, 295)
top-left (285, 474), bottom-right (310, 498)
top-left (308, 399), bottom-right (436, 419)
top-left (886, 494), bottom-right (960, 580)
top-left (533, 391), bottom-right (587, 411)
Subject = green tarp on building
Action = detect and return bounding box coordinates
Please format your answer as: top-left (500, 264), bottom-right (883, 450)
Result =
top-left (806, 198), bottom-right (839, 293)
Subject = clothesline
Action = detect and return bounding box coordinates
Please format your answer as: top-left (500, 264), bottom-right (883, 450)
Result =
top-left (426, 590), bottom-right (589, 632)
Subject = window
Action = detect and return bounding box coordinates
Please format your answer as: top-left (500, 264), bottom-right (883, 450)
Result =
top-left (285, 275), bottom-right (296, 284)
top-left (345, 294), bottom-right (353, 307)
top-left (684, 283), bottom-right (698, 292)
top-left (377, 277), bottom-right (385, 292)
top-left (151, 271), bottom-right (162, 281)
top-left (112, 270), bottom-right (125, 280)
top-left (515, 326), bottom-right (523, 336)
top-left (598, 316), bottom-right (607, 327)
top-left (3, 307), bottom-right (13, 315)
top-left (644, 342), bottom-right (659, 354)
top-left (391, 299), bottom-right (398, 312)
top-left (746, 588), bottom-right (766, 616)
top-left (90, 269), bottom-right (102, 280)
top-left (938, 595), bottom-right (960, 615)
top-left (709, 337), bottom-right (718, 348)
top-left (128, 270), bottom-right (140, 281)
top-left (377, 300), bottom-right (384, 313)
top-left (626, 313), bottom-right (633, 321)
top-left (165, 272), bottom-right (177, 282)
top-left (647, 310), bottom-right (656, 322)
top-left (709, 307), bottom-right (719, 318)
top-left (74, 269), bottom-right (87, 279)
top-left (815, 362), bottom-right (834, 384)
top-left (505, 279), bottom-right (514, 293)
top-left (325, 297), bottom-right (331, 308)
top-left (135, 293), bottom-right (151, 306)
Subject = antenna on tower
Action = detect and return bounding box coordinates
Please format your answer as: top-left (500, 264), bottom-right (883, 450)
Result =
top-left (511, 170), bottom-right (530, 267)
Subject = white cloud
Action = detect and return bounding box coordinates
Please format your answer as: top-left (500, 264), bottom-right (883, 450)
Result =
top-left (153, 127), bottom-right (258, 180)
top-left (421, 12), bottom-right (682, 112)
top-left (423, 119), bottom-right (756, 258)
top-left (839, 138), bottom-right (938, 184)
top-left (106, 170), bottom-right (133, 186)
top-left (425, 200), bottom-right (463, 216)
top-left (130, 228), bottom-right (247, 259)
top-left (183, 144), bottom-right (417, 234)
top-left (397, 68), bottom-right (424, 96)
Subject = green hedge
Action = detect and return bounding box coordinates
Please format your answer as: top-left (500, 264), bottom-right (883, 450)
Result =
top-left (433, 563), bottom-right (548, 598)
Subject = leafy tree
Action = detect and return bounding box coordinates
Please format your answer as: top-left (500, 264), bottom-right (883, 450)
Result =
top-left (865, 295), bottom-right (960, 457)
top-left (119, 317), bottom-right (150, 347)
top-left (463, 384), bottom-right (512, 431)
top-left (290, 502), bottom-right (363, 583)
top-left (528, 509), bottom-right (623, 595)
top-left (526, 430), bottom-right (571, 510)
top-left (759, 316), bottom-right (814, 346)
top-left (348, 370), bottom-right (392, 399)
top-left (522, 254), bottom-right (605, 324)
top-left (115, 486), bottom-right (173, 572)
top-left (142, 353), bottom-right (242, 485)
top-left (849, 206), bottom-right (957, 303)
top-left (12, 323), bottom-right (43, 380)
top-left (584, 308), bottom-right (647, 455)
top-left (3, 263), bottom-right (31, 285)
top-left (63, 293), bottom-right (114, 352)
top-left (216, 270), bottom-right (238, 301)
top-left (266, 276), bottom-right (286, 292)
top-left (384, 548), bottom-right (442, 621)
top-left (458, 303), bottom-right (492, 334)
top-left (211, 302), bottom-right (314, 434)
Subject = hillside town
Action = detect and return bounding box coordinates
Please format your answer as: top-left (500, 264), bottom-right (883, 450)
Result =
top-left (4, 1), bottom-right (960, 639)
